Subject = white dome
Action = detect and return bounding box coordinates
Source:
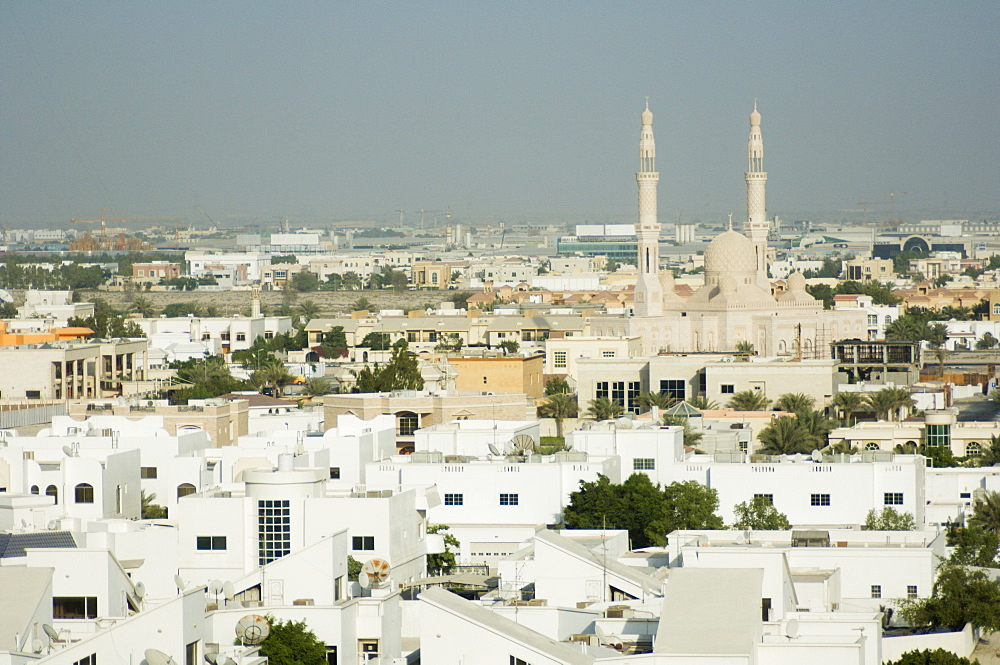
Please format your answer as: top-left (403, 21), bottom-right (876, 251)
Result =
top-left (704, 229), bottom-right (756, 275)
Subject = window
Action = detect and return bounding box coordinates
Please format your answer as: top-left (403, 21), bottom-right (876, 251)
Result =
top-left (596, 380), bottom-right (642, 413)
top-left (177, 483), bottom-right (197, 499)
top-left (864, 442), bottom-right (880, 451)
top-left (633, 458), bottom-right (655, 470)
top-left (30, 485), bottom-right (39, 494)
top-left (26, 390), bottom-right (41, 399)
top-left (46, 485), bottom-right (58, 504)
top-left (659, 379), bottom-right (686, 402)
top-left (960, 492), bottom-right (972, 499)
top-left (329, 467), bottom-right (341, 479)
top-left (236, 333), bottom-right (246, 342)
top-left (810, 494), bottom-right (831, 506)
top-left (867, 315), bottom-right (878, 326)
top-left (75, 483), bottom-right (94, 504)
top-left (966, 442), bottom-right (982, 457)
top-left (196, 536), bottom-right (227, 551)
top-left (54, 596), bottom-right (97, 619)
top-left (884, 492), bottom-right (903, 506)
top-left (74, 655), bottom-right (97, 665)
top-left (444, 493), bottom-right (464, 506)
top-left (871, 585), bottom-right (882, 599)
top-left (500, 493), bottom-right (519, 506)
top-left (754, 494), bottom-right (774, 505)
top-left (925, 423), bottom-right (950, 448)
top-left (140, 467), bottom-right (158, 479)
top-left (907, 585), bottom-right (918, 599)
top-left (397, 412), bottom-right (419, 437)
top-left (721, 384), bottom-right (735, 394)
top-left (352, 536), bottom-right (375, 551)
top-left (553, 351), bottom-right (567, 368)
top-left (602, 350), bottom-right (616, 358)
top-left (258, 499), bottom-right (291, 565)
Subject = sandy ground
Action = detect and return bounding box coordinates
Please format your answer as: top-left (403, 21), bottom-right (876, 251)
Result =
top-left (972, 631), bottom-right (1000, 663)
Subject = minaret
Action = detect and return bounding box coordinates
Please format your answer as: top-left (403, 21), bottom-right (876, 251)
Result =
top-left (744, 100), bottom-right (770, 289)
top-left (634, 99), bottom-right (663, 316)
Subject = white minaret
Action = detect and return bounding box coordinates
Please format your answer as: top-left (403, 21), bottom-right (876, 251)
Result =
top-left (744, 100), bottom-right (770, 289)
top-left (634, 99), bottom-right (663, 316)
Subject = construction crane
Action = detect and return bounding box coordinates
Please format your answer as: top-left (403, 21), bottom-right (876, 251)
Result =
top-left (70, 209), bottom-right (184, 235)
top-left (417, 209), bottom-right (443, 231)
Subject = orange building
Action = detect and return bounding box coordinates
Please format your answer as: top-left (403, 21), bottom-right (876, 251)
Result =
top-left (447, 353), bottom-right (545, 400)
top-left (0, 321), bottom-right (93, 347)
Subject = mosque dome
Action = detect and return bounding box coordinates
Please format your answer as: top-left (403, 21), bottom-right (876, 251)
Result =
top-left (786, 271), bottom-right (806, 292)
top-left (704, 229), bottom-right (756, 276)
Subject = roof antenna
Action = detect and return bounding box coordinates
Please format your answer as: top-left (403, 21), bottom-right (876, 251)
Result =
top-left (727, 213), bottom-right (734, 231)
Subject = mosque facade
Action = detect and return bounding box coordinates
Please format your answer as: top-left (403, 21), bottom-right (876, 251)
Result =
top-left (627, 102), bottom-right (866, 358)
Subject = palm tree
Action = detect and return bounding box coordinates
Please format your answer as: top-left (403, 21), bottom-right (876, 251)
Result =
top-left (298, 300), bottom-right (321, 322)
top-left (865, 387), bottom-right (913, 422)
top-left (342, 272), bottom-right (362, 291)
top-left (926, 322), bottom-right (948, 377)
top-left (538, 393), bottom-right (578, 438)
top-left (773, 393), bottom-right (815, 413)
top-left (253, 359), bottom-right (294, 397)
top-left (728, 390), bottom-right (770, 411)
top-left (826, 441), bottom-right (859, 455)
top-left (968, 491), bottom-right (1000, 534)
top-left (756, 417), bottom-right (818, 455)
top-left (301, 377), bottom-right (332, 400)
top-left (351, 296), bottom-right (374, 312)
top-left (978, 434), bottom-right (1000, 467)
top-left (687, 396), bottom-right (720, 410)
top-left (795, 408), bottom-right (836, 446)
top-left (833, 392), bottom-right (866, 425)
top-left (635, 391), bottom-right (677, 412)
top-left (130, 296), bottom-right (157, 318)
top-left (585, 397), bottom-right (624, 421)
top-left (735, 340), bottom-right (755, 360)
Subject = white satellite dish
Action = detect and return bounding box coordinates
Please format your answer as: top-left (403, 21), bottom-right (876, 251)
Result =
top-left (235, 614), bottom-right (271, 645)
top-left (810, 449), bottom-right (823, 462)
top-left (32, 639), bottom-right (44, 654)
top-left (174, 574), bottom-right (187, 592)
top-left (145, 649), bottom-right (179, 665)
top-left (223, 581), bottom-right (236, 600)
top-left (358, 571), bottom-right (371, 589)
top-left (360, 557), bottom-right (391, 588)
top-left (208, 580), bottom-right (224, 596)
top-left (615, 417), bottom-right (632, 429)
top-left (62, 445), bottom-right (76, 457)
top-left (204, 654), bottom-right (220, 665)
top-left (42, 624), bottom-right (59, 641)
top-left (134, 581), bottom-right (146, 599)
top-left (785, 618), bottom-right (799, 639)
top-left (488, 442), bottom-right (501, 456)
top-left (508, 434), bottom-right (535, 454)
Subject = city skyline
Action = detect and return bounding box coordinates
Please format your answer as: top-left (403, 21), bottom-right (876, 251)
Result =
top-left (2, 2), bottom-right (998, 227)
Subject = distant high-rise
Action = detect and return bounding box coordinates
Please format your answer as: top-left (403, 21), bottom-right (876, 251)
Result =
top-left (744, 101), bottom-right (769, 289)
top-left (634, 100), bottom-right (663, 316)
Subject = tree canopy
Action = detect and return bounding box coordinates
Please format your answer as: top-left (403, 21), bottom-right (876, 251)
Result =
top-left (731, 496), bottom-right (791, 530)
top-left (862, 507), bottom-right (916, 530)
top-left (257, 616), bottom-right (327, 665)
top-left (898, 562), bottom-right (1000, 632)
top-left (886, 649), bottom-right (982, 665)
top-left (563, 474), bottom-right (723, 548)
top-left (352, 340), bottom-right (423, 392)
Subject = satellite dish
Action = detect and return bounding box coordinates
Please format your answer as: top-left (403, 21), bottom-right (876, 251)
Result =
top-left (204, 654), bottom-right (220, 665)
top-left (62, 445), bottom-right (76, 457)
top-left (508, 434), bottom-right (535, 454)
top-left (208, 580), bottom-right (224, 596)
top-left (42, 624), bottom-right (59, 641)
top-left (174, 574), bottom-right (187, 591)
top-left (222, 658), bottom-right (237, 665)
top-left (235, 614), bottom-right (271, 645)
top-left (785, 618), bottom-right (799, 638)
top-left (134, 581), bottom-right (146, 599)
top-left (145, 649), bottom-right (179, 665)
top-left (488, 442), bottom-right (501, 456)
top-left (358, 571), bottom-right (371, 589)
top-left (20, 519), bottom-right (28, 528)
top-left (32, 639), bottom-right (44, 654)
top-left (811, 449), bottom-right (823, 462)
top-left (615, 417), bottom-right (633, 429)
top-left (360, 557), bottom-right (391, 588)
top-left (223, 581), bottom-right (237, 602)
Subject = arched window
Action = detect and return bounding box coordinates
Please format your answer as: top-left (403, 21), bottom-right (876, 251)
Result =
top-left (778, 340), bottom-right (787, 354)
top-left (177, 483), bottom-right (196, 499)
top-left (46, 485), bottom-right (58, 504)
top-left (74, 483), bottom-right (94, 504)
top-left (30, 485), bottom-right (39, 495)
top-left (966, 442), bottom-right (982, 457)
top-left (865, 442), bottom-right (880, 451)
top-left (396, 412), bottom-right (419, 437)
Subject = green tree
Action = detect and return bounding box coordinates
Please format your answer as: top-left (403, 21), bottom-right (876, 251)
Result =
top-left (169, 355), bottom-right (249, 404)
top-left (926, 322), bottom-right (948, 377)
top-left (141, 490), bottom-right (167, 519)
top-left (298, 300), bottom-right (321, 321)
top-left (498, 339), bottom-right (519, 354)
top-left (360, 332), bottom-right (392, 350)
top-left (968, 491), bottom-right (1000, 535)
top-left (795, 408), bottom-right (836, 445)
top-left (342, 272), bottom-right (362, 291)
top-left (948, 525), bottom-right (999, 568)
top-left (886, 649), bottom-right (981, 665)
top-left (435, 334), bottom-right (464, 353)
top-left (727, 389), bottom-right (770, 411)
top-left (291, 271), bottom-right (320, 292)
top-left (735, 340), bottom-right (756, 357)
top-left (898, 562), bottom-right (1000, 632)
top-left (833, 391), bottom-right (866, 425)
top-left (585, 397), bottom-right (624, 421)
top-left (129, 296), bottom-right (157, 318)
top-left (635, 391), bottom-right (677, 412)
top-left (257, 616), bottom-right (327, 665)
top-left (687, 396), bottom-right (720, 410)
top-left (538, 393), bottom-right (578, 439)
top-left (301, 377), bottom-right (332, 399)
top-left (351, 296), bottom-right (374, 312)
top-left (865, 387), bottom-right (913, 421)
top-left (347, 555), bottom-right (363, 581)
top-left (318, 326), bottom-right (349, 358)
top-left (448, 291), bottom-right (472, 308)
top-left (756, 416), bottom-right (820, 455)
top-left (731, 496), bottom-right (791, 530)
top-left (426, 525), bottom-right (460, 575)
top-left (649, 480), bottom-right (725, 542)
top-left (862, 507), bottom-right (916, 530)
top-left (352, 340), bottom-right (423, 392)
top-left (544, 377), bottom-right (572, 395)
top-left (161, 301), bottom-right (202, 318)
top-left (977, 434), bottom-right (1000, 467)
top-left (661, 415), bottom-right (703, 447)
top-left (271, 255), bottom-right (297, 264)
top-left (251, 359), bottom-right (294, 397)
top-left (773, 393), bottom-right (815, 413)
top-left (976, 332), bottom-right (998, 350)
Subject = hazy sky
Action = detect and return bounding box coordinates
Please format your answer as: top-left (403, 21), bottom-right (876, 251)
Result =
top-left (2, 2), bottom-right (998, 227)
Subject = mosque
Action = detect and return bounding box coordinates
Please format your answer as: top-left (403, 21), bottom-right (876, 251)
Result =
top-left (625, 101), bottom-right (865, 357)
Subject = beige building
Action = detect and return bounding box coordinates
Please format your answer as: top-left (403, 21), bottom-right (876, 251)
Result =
top-left (447, 354), bottom-right (544, 400)
top-left (842, 257), bottom-right (895, 282)
top-left (0, 338), bottom-right (149, 401)
top-left (828, 409), bottom-right (999, 459)
top-left (68, 398), bottom-right (249, 447)
top-left (545, 336), bottom-right (643, 376)
top-left (411, 261), bottom-right (454, 288)
top-left (322, 390), bottom-right (536, 451)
